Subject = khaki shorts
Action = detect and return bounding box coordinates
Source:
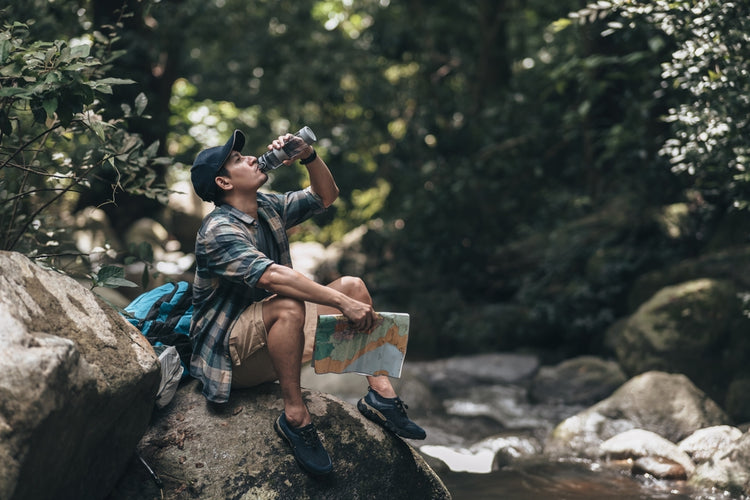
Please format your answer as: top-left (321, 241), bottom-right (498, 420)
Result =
top-left (228, 299), bottom-right (318, 388)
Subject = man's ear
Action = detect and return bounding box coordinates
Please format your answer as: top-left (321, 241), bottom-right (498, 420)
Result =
top-left (215, 175), bottom-right (231, 192)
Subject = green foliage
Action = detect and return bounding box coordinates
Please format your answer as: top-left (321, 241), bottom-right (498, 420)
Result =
top-left (90, 264), bottom-right (137, 289)
top-left (0, 21), bottom-right (168, 279)
top-left (7, 0), bottom-right (750, 359)
top-left (571, 0), bottom-right (750, 210)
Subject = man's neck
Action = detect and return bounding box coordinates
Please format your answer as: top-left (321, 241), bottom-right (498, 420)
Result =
top-left (224, 191), bottom-right (259, 219)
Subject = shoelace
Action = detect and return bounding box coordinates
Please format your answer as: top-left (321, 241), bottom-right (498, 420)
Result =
top-left (298, 425), bottom-right (321, 447)
top-left (394, 398), bottom-right (409, 416)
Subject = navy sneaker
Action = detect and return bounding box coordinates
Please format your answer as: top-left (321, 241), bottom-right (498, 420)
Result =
top-left (274, 412), bottom-right (333, 475)
top-left (357, 387), bottom-right (426, 440)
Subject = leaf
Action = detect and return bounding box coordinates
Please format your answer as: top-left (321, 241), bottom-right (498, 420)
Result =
top-left (90, 119), bottom-right (105, 140)
top-left (42, 96), bottom-right (58, 119)
top-left (94, 265), bottom-right (138, 289)
top-left (141, 266), bottom-right (150, 289)
top-left (102, 277), bottom-right (138, 288)
top-left (144, 140), bottom-right (160, 157)
top-left (135, 92), bottom-right (148, 116)
top-left (31, 103), bottom-right (46, 123)
top-left (96, 264), bottom-right (125, 282)
top-left (0, 39), bottom-right (10, 64)
top-left (0, 109), bottom-right (11, 136)
top-left (70, 44), bottom-right (91, 59)
top-left (96, 77), bottom-right (136, 85)
top-left (137, 241), bottom-right (154, 262)
top-left (0, 87), bottom-right (29, 98)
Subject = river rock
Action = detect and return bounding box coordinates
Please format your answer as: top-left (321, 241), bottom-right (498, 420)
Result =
top-left (599, 429), bottom-right (694, 475)
top-left (632, 456), bottom-right (687, 480)
top-left (611, 278), bottom-right (750, 416)
top-left (544, 371), bottom-right (727, 458)
top-left (690, 431), bottom-right (750, 496)
top-left (108, 379), bottom-right (451, 499)
top-left (0, 251), bottom-right (161, 500)
top-left (678, 425), bottom-right (743, 464)
top-left (529, 356), bottom-right (626, 405)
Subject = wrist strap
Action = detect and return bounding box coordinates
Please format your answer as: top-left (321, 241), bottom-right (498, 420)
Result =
top-left (300, 149), bottom-right (317, 165)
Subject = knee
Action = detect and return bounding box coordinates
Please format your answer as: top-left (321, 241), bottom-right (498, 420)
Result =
top-left (271, 297), bottom-right (306, 329)
top-left (340, 276), bottom-right (371, 303)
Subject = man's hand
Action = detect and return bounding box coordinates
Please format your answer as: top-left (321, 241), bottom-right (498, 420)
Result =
top-left (270, 134), bottom-right (313, 165)
top-left (339, 297), bottom-right (378, 333)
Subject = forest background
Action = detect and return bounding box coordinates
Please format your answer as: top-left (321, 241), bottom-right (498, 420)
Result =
top-left (2, 0), bottom-right (749, 363)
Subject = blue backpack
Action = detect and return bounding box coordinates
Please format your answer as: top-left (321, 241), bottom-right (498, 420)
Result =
top-left (123, 281), bottom-right (193, 377)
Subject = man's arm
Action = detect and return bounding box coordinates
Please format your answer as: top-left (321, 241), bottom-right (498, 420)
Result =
top-left (275, 134), bottom-right (339, 207)
top-left (302, 151), bottom-right (339, 207)
top-left (256, 263), bottom-right (376, 331)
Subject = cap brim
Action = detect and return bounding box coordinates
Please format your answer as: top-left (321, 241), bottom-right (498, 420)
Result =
top-left (219, 129), bottom-right (246, 167)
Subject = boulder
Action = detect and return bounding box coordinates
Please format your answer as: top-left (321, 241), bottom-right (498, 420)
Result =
top-left (632, 456), bottom-right (688, 480)
top-left (690, 431), bottom-right (750, 496)
top-left (0, 251), bottom-right (161, 500)
top-left (545, 371), bottom-right (727, 458)
top-left (678, 425), bottom-right (743, 464)
top-left (610, 278), bottom-right (750, 412)
top-left (109, 379), bottom-right (451, 499)
top-left (529, 356), bottom-right (626, 405)
top-left (599, 429), bottom-right (694, 476)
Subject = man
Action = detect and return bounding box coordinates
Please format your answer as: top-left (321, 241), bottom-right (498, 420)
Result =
top-left (189, 129), bottom-right (425, 475)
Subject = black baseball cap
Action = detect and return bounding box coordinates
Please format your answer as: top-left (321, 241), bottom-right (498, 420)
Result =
top-left (190, 129), bottom-right (245, 202)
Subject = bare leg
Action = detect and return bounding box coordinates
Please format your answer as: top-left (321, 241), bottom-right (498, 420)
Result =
top-left (318, 276), bottom-right (397, 398)
top-left (263, 296), bottom-right (311, 427)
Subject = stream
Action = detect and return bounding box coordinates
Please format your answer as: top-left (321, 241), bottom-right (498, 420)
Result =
top-left (301, 352), bottom-right (748, 500)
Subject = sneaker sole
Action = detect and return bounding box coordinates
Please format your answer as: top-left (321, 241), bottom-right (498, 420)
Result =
top-left (274, 417), bottom-right (333, 476)
top-left (357, 398), bottom-right (424, 439)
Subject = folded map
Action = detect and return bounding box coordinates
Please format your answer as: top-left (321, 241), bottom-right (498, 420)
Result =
top-left (312, 312), bottom-right (410, 378)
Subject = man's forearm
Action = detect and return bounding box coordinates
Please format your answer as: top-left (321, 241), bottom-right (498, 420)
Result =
top-left (257, 263), bottom-right (346, 309)
top-left (305, 154), bottom-right (339, 207)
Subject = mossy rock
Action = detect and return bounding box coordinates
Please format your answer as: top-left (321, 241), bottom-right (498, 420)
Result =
top-left (109, 379), bottom-right (450, 500)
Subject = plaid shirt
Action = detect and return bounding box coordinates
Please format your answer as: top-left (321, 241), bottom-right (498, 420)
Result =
top-left (189, 187), bottom-right (325, 403)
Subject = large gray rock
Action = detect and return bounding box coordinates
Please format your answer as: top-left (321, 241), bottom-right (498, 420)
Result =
top-left (529, 356), bottom-right (626, 405)
top-left (110, 379), bottom-right (451, 499)
top-left (678, 425), bottom-right (743, 464)
top-left (610, 278), bottom-right (750, 416)
top-left (0, 251), bottom-right (161, 500)
top-left (599, 429), bottom-right (695, 475)
top-left (690, 431), bottom-right (750, 496)
top-left (545, 371), bottom-right (728, 458)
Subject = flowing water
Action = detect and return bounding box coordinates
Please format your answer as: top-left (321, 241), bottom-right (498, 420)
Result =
top-left (440, 459), bottom-right (741, 500)
top-left (301, 358), bottom-right (747, 500)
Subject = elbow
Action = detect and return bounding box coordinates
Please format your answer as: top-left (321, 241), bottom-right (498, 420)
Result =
top-left (256, 264), bottom-right (284, 292)
top-left (322, 186), bottom-right (339, 208)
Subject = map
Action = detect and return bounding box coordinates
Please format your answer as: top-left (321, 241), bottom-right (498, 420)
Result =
top-left (312, 312), bottom-right (410, 378)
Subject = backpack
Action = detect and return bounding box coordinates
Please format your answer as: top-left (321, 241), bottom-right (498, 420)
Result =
top-left (123, 281), bottom-right (193, 377)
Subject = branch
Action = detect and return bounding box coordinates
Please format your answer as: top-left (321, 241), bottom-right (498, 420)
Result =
top-left (0, 121), bottom-right (68, 171)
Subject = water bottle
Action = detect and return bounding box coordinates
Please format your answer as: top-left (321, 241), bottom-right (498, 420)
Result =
top-left (257, 126), bottom-right (317, 173)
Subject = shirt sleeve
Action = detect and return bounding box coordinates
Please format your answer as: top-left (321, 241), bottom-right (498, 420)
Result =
top-left (277, 187), bottom-right (326, 229)
top-left (200, 218), bottom-right (275, 289)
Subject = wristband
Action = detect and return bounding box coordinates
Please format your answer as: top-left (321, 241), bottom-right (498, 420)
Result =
top-left (299, 149), bottom-right (317, 165)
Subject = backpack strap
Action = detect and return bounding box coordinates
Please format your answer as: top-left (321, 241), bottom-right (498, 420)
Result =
top-left (139, 282), bottom-right (181, 329)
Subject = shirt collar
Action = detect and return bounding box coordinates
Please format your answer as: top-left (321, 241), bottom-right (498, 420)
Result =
top-left (216, 203), bottom-right (257, 225)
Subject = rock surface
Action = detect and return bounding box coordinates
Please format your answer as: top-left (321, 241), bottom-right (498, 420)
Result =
top-left (678, 425), bottom-right (744, 464)
top-left (690, 431), bottom-right (750, 496)
top-left (529, 355), bottom-right (626, 405)
top-left (0, 251), bottom-right (161, 500)
top-left (109, 379), bottom-right (451, 499)
top-left (599, 428), bottom-right (694, 475)
top-left (611, 278), bottom-right (750, 419)
top-left (544, 371), bottom-right (727, 458)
